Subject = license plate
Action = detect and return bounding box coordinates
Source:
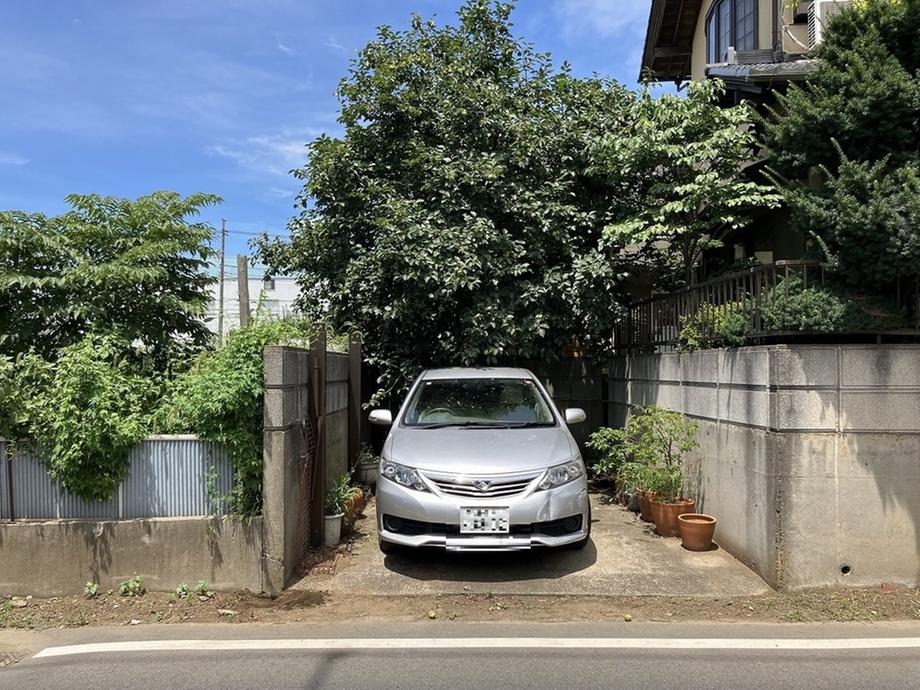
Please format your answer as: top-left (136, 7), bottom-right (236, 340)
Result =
top-left (460, 507), bottom-right (510, 534)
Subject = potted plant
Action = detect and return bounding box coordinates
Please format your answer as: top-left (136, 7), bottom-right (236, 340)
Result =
top-left (677, 513), bottom-right (717, 551)
top-left (641, 408), bottom-right (699, 537)
top-left (357, 444), bottom-right (379, 486)
top-left (647, 464), bottom-right (695, 537)
top-left (325, 473), bottom-right (359, 547)
top-left (618, 461), bottom-right (655, 522)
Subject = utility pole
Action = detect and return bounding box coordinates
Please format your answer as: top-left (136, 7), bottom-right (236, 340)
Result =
top-left (237, 254), bottom-right (251, 329)
top-left (217, 219), bottom-right (227, 344)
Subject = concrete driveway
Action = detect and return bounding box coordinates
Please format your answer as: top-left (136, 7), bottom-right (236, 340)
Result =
top-left (294, 494), bottom-right (770, 597)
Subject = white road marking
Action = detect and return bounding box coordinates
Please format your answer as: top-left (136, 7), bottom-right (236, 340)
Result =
top-left (33, 637), bottom-right (920, 658)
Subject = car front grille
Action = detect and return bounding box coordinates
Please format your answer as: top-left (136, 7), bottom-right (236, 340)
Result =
top-left (382, 514), bottom-right (583, 537)
top-left (423, 471), bottom-right (542, 499)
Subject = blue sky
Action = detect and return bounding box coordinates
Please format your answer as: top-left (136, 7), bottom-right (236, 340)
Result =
top-left (0, 0), bottom-right (653, 264)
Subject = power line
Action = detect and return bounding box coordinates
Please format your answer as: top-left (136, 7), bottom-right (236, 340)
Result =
top-left (223, 229), bottom-right (291, 237)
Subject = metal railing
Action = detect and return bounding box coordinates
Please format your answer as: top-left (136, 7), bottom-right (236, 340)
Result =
top-left (614, 260), bottom-right (920, 354)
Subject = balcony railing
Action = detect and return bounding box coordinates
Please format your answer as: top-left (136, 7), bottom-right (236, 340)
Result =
top-left (614, 260), bottom-right (920, 354)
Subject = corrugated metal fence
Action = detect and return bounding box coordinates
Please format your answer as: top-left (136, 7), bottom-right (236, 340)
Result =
top-left (0, 436), bottom-right (233, 520)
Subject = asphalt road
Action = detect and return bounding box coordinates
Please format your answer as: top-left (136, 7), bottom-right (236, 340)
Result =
top-left (3, 622), bottom-right (919, 689)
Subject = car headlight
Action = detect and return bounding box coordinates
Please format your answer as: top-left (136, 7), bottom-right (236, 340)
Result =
top-left (380, 458), bottom-right (428, 491)
top-left (538, 460), bottom-right (585, 490)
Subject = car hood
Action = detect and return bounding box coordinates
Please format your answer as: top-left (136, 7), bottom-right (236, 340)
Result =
top-left (384, 426), bottom-right (579, 475)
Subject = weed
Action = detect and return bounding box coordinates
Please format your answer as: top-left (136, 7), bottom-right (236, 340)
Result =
top-left (0, 601), bottom-right (11, 627)
top-left (83, 581), bottom-right (99, 599)
top-left (119, 575), bottom-right (145, 597)
top-left (175, 583), bottom-right (190, 599)
top-left (194, 580), bottom-right (214, 598)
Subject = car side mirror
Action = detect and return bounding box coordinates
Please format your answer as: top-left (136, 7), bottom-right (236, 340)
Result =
top-left (369, 409), bottom-right (393, 426)
top-left (565, 408), bottom-right (586, 425)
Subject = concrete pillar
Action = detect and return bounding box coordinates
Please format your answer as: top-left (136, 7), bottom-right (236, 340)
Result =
top-left (261, 345), bottom-right (311, 595)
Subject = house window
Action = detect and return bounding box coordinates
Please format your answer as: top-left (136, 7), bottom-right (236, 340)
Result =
top-left (706, 0), bottom-right (758, 63)
top-left (734, 0), bottom-right (756, 51)
top-left (718, 1), bottom-right (732, 60)
top-left (263, 277), bottom-right (276, 291)
top-left (707, 12), bottom-right (718, 63)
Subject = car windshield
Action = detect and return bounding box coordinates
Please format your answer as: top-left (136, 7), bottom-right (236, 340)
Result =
top-left (402, 378), bottom-right (556, 427)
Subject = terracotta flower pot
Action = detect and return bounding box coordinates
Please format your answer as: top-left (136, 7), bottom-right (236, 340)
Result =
top-left (678, 513), bottom-right (717, 551)
top-left (638, 490), bottom-right (656, 523)
top-left (652, 497), bottom-right (695, 537)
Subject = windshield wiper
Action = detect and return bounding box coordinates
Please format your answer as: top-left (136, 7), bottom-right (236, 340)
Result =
top-left (415, 421), bottom-right (555, 430)
top-left (415, 421), bottom-right (511, 430)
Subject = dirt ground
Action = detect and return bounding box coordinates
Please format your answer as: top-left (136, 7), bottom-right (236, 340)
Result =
top-left (2, 585), bottom-right (920, 630)
top-left (3, 493), bottom-right (919, 630)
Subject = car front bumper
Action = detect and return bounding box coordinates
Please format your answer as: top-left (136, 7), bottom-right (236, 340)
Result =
top-left (376, 473), bottom-right (590, 551)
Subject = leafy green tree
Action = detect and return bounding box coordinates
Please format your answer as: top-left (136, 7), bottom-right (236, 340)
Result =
top-left (765, 0), bottom-right (920, 290)
top-left (257, 1), bottom-right (638, 396)
top-left (594, 80), bottom-right (781, 286)
top-left (0, 191), bottom-right (219, 367)
top-left (258, 1), bottom-right (773, 395)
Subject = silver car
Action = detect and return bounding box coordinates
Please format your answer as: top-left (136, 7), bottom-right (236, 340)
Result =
top-left (369, 367), bottom-right (591, 553)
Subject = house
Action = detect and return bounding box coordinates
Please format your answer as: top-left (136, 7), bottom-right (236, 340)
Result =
top-left (640, 1), bottom-right (853, 102)
top-left (204, 276), bottom-right (301, 337)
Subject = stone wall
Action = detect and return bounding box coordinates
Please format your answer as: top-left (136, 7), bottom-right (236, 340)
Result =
top-left (610, 345), bottom-right (920, 589)
top-left (0, 517), bottom-right (263, 597)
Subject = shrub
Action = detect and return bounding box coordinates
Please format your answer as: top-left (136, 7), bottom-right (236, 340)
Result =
top-left (155, 319), bottom-right (317, 516)
top-left (761, 275), bottom-right (908, 332)
top-left (590, 406), bottom-right (698, 502)
top-left (678, 302), bottom-right (750, 351)
top-left (586, 427), bottom-right (630, 482)
top-left (16, 335), bottom-right (156, 502)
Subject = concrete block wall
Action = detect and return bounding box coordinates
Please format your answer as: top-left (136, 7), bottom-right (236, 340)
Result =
top-left (0, 517), bottom-right (263, 597)
top-left (610, 345), bottom-right (920, 590)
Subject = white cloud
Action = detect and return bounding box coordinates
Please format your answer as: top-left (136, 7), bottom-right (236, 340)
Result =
top-left (0, 152), bottom-right (29, 166)
top-left (322, 35), bottom-right (346, 54)
top-left (553, 0), bottom-right (650, 38)
top-left (276, 35), bottom-right (294, 55)
top-left (207, 128), bottom-right (325, 177)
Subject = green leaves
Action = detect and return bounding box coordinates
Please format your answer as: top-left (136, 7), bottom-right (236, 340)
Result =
top-left (12, 335), bottom-right (156, 502)
top-left (589, 406), bottom-right (699, 503)
top-left (592, 79), bottom-right (781, 287)
top-left (256, 2), bottom-right (778, 398)
top-left (764, 0), bottom-right (920, 293)
top-left (154, 319), bottom-right (317, 516)
top-left (0, 191), bottom-right (220, 368)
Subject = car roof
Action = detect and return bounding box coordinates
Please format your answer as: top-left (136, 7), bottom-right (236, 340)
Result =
top-left (421, 367), bottom-right (536, 381)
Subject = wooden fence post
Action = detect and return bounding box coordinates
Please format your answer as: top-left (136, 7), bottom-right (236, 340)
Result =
top-left (309, 325), bottom-right (327, 547)
top-left (348, 332), bottom-right (362, 471)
